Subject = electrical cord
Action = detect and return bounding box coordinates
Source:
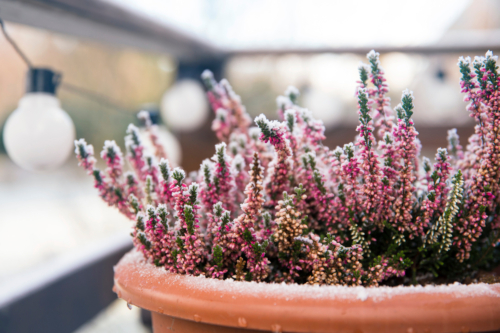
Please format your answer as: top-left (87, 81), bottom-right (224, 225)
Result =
top-left (0, 16), bottom-right (135, 116)
top-left (0, 17), bottom-right (33, 68)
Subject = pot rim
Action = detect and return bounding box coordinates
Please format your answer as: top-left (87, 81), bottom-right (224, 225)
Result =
top-left (114, 249), bottom-right (500, 333)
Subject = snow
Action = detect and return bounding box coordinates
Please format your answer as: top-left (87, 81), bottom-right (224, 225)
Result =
top-left (102, 140), bottom-right (123, 160)
top-left (248, 127), bottom-right (261, 140)
top-left (457, 56), bottom-right (471, 66)
top-left (74, 138), bottom-right (94, 156)
top-left (402, 88), bottom-right (414, 100)
top-left (232, 154), bottom-right (246, 172)
top-left (367, 49), bottom-right (380, 63)
top-left (254, 114), bottom-right (282, 131)
top-left (215, 108), bottom-right (228, 121)
top-left (212, 142), bottom-right (229, 164)
top-left (201, 70), bottom-right (214, 81)
top-left (294, 236), bottom-right (313, 245)
top-left (117, 250), bottom-right (500, 303)
top-left (485, 50), bottom-right (498, 62)
top-left (172, 167), bottom-right (186, 179)
top-left (358, 62), bottom-right (370, 72)
top-left (276, 96), bottom-right (290, 109)
top-left (447, 128), bottom-right (459, 143)
top-left (285, 86), bottom-right (300, 99)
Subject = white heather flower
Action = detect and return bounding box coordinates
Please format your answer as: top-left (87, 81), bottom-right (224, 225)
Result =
top-left (276, 95), bottom-right (291, 109)
top-left (172, 167), bottom-right (186, 180)
top-left (457, 56), bottom-right (471, 66)
top-left (358, 61), bottom-right (370, 72)
top-left (185, 183), bottom-right (199, 198)
top-left (294, 236), bottom-right (313, 245)
top-left (201, 69), bottom-right (214, 81)
top-left (254, 114), bottom-right (281, 130)
top-left (485, 50), bottom-right (498, 61)
top-left (473, 56), bottom-right (485, 66)
top-left (201, 159), bottom-right (214, 183)
top-left (249, 127), bottom-right (261, 141)
top-left (284, 109), bottom-right (296, 132)
top-left (215, 108), bottom-right (228, 122)
top-left (102, 140), bottom-right (123, 160)
top-left (401, 89), bottom-right (414, 100)
top-left (212, 142), bottom-right (229, 164)
top-left (232, 154), bottom-right (246, 173)
top-left (285, 86), bottom-right (300, 103)
top-left (367, 49), bottom-right (380, 64)
top-left (74, 138), bottom-right (94, 156)
top-left (220, 79), bottom-right (241, 103)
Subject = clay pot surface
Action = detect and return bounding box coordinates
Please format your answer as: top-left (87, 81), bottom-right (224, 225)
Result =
top-left (114, 250), bottom-right (500, 333)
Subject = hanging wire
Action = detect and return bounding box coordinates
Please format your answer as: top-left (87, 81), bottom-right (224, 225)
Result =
top-left (0, 17), bottom-right (33, 68)
top-left (0, 16), bottom-right (135, 116)
top-left (58, 82), bottom-right (135, 116)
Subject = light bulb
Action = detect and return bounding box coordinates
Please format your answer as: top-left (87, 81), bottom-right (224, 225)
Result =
top-left (3, 69), bottom-right (75, 171)
top-left (160, 79), bottom-right (209, 131)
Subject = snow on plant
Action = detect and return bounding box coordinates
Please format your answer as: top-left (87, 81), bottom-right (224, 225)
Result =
top-left (75, 51), bottom-right (500, 286)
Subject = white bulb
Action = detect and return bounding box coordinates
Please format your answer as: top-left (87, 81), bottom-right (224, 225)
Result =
top-left (160, 79), bottom-right (209, 131)
top-left (3, 93), bottom-right (75, 171)
top-left (139, 125), bottom-right (182, 167)
top-left (302, 89), bottom-right (344, 128)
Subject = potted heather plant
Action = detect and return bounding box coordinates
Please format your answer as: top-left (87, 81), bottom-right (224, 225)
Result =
top-left (76, 51), bottom-right (500, 333)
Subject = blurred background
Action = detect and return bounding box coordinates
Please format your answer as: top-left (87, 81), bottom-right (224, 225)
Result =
top-left (0, 0), bottom-right (499, 332)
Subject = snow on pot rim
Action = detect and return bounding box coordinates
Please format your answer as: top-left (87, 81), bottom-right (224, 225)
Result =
top-left (114, 250), bottom-right (500, 333)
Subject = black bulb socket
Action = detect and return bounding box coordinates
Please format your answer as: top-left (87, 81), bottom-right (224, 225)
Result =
top-left (26, 68), bottom-right (61, 95)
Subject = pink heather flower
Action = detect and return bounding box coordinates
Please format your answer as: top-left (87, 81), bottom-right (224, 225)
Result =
top-left (100, 140), bottom-right (129, 209)
top-left (255, 114), bottom-right (292, 206)
top-left (75, 50), bottom-right (500, 285)
top-left (356, 88), bottom-right (382, 225)
top-left (364, 50), bottom-right (393, 139)
top-left (137, 110), bottom-right (168, 160)
top-left (202, 70), bottom-right (251, 142)
top-left (74, 139), bottom-right (96, 173)
top-left (125, 124), bottom-right (148, 182)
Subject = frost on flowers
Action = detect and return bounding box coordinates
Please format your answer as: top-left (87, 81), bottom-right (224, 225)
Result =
top-left (76, 50), bottom-right (500, 286)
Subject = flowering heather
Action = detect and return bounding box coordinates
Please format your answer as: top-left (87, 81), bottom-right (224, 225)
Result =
top-left (76, 51), bottom-right (500, 286)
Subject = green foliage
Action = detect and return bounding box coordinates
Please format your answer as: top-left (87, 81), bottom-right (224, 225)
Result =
top-left (135, 214), bottom-right (145, 231)
top-left (188, 184), bottom-right (199, 205)
top-left (294, 184), bottom-right (306, 201)
top-left (255, 115), bottom-right (279, 141)
top-left (183, 205), bottom-right (196, 235)
top-left (172, 169), bottom-right (185, 185)
top-left (213, 245), bottom-right (223, 267)
top-left (213, 202), bottom-right (223, 217)
top-left (313, 170), bottom-right (327, 195)
top-left (202, 161), bottom-right (212, 185)
top-left (401, 90), bottom-right (414, 125)
top-left (358, 65), bottom-right (369, 87)
top-left (286, 111), bottom-right (295, 132)
top-left (221, 211), bottom-right (231, 229)
top-left (343, 143), bottom-right (354, 160)
top-left (262, 212), bottom-right (271, 228)
top-left (215, 143), bottom-right (228, 173)
top-left (159, 160), bottom-right (170, 182)
top-left (243, 228), bottom-right (253, 243)
top-left (137, 232), bottom-right (151, 250)
top-left (157, 205), bottom-right (168, 230)
top-left (129, 194), bottom-right (140, 214)
top-left (252, 240), bottom-right (268, 259)
top-left (93, 169), bottom-right (103, 185)
top-left (357, 88), bottom-right (373, 148)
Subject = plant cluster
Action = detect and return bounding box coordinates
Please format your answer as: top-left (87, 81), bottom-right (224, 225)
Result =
top-left (75, 51), bottom-right (500, 286)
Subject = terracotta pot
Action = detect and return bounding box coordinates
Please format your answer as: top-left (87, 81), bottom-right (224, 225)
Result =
top-left (114, 250), bottom-right (500, 333)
